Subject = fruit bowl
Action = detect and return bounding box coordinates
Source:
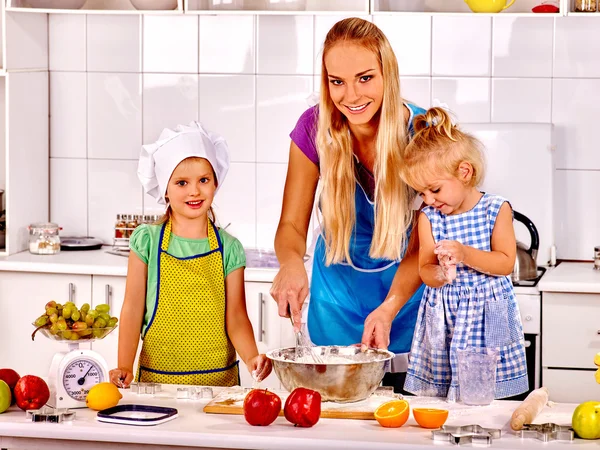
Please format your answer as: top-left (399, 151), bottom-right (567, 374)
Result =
top-left (32, 323), bottom-right (117, 342)
top-left (266, 346), bottom-right (394, 403)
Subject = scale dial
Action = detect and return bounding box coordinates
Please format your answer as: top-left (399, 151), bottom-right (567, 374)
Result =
top-left (62, 359), bottom-right (105, 401)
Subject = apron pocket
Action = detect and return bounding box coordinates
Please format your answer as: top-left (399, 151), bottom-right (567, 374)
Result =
top-left (425, 301), bottom-right (446, 350)
top-left (484, 300), bottom-right (509, 349)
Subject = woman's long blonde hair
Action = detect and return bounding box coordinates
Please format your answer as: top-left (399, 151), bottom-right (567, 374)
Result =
top-left (400, 107), bottom-right (485, 191)
top-left (317, 17), bottom-right (414, 265)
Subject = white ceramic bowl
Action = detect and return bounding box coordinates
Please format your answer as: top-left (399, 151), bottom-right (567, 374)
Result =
top-left (129, 0), bottom-right (177, 9)
top-left (25, 0), bottom-right (86, 8)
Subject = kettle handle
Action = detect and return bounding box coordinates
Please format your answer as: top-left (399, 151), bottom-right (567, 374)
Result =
top-left (513, 210), bottom-right (540, 257)
top-left (503, 0), bottom-right (515, 9)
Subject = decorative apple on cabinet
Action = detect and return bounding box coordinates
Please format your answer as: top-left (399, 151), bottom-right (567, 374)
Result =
top-left (243, 389), bottom-right (281, 426)
top-left (0, 368), bottom-right (20, 405)
top-left (284, 387), bottom-right (321, 427)
top-left (13, 375), bottom-right (50, 411)
top-left (0, 380), bottom-right (11, 413)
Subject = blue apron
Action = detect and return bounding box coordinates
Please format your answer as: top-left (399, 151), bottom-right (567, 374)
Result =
top-left (308, 182), bottom-right (425, 354)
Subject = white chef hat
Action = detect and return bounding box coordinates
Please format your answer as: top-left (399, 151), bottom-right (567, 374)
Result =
top-left (138, 122), bottom-right (230, 205)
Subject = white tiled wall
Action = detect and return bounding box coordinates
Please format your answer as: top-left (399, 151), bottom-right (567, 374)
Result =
top-left (49, 14), bottom-right (600, 260)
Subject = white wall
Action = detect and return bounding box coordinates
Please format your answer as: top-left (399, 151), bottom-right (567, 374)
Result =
top-left (48, 14), bottom-right (600, 260)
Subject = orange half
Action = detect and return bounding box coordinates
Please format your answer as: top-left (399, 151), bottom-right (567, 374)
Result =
top-left (413, 408), bottom-right (449, 429)
top-left (374, 400), bottom-right (410, 428)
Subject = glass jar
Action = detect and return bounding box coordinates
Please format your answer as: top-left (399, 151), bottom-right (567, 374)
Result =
top-left (575, 0), bottom-right (597, 12)
top-left (29, 222), bottom-right (61, 255)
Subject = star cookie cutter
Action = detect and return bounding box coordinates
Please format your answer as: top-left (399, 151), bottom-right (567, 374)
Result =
top-left (431, 425), bottom-right (501, 446)
top-left (517, 423), bottom-right (574, 442)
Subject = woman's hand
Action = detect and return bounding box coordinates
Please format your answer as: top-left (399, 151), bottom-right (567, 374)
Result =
top-left (270, 260), bottom-right (309, 332)
top-left (360, 302), bottom-right (396, 351)
top-left (109, 368), bottom-right (134, 388)
top-left (434, 240), bottom-right (465, 264)
top-left (247, 354), bottom-right (272, 382)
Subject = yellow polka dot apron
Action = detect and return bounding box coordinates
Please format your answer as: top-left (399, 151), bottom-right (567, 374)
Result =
top-left (137, 219), bottom-right (239, 386)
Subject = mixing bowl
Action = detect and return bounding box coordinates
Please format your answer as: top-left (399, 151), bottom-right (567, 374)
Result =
top-left (266, 346), bottom-right (394, 403)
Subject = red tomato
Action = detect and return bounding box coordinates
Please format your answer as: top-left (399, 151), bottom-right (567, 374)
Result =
top-left (243, 389), bottom-right (282, 426)
top-left (284, 387), bottom-right (321, 428)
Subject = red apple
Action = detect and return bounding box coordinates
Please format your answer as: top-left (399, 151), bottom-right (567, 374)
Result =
top-left (284, 387), bottom-right (321, 428)
top-left (243, 389), bottom-right (281, 426)
top-left (13, 375), bottom-right (50, 411)
top-left (0, 368), bottom-right (20, 405)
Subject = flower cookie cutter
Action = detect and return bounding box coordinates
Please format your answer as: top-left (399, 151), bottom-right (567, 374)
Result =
top-left (431, 424), bottom-right (502, 446)
top-left (517, 423), bottom-right (574, 442)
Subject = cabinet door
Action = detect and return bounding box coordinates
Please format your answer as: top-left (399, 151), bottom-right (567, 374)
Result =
top-left (241, 282), bottom-right (288, 389)
top-left (0, 272), bottom-right (92, 376)
top-left (542, 368), bottom-right (598, 403)
top-left (542, 292), bottom-right (600, 369)
top-left (90, 275), bottom-right (129, 372)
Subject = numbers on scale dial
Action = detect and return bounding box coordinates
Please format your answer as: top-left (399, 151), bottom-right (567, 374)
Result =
top-left (63, 359), bottom-right (104, 401)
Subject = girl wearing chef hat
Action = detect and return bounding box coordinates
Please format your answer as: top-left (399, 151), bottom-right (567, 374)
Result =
top-left (109, 122), bottom-right (271, 388)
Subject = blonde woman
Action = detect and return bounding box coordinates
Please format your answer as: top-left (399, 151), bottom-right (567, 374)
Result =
top-left (271, 18), bottom-right (425, 391)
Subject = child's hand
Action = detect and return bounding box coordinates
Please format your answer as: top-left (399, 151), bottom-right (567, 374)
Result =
top-left (109, 368), bottom-right (134, 388)
top-left (248, 354), bottom-right (272, 382)
top-left (434, 240), bottom-right (465, 264)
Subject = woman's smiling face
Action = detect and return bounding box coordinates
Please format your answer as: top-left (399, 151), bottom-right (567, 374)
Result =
top-left (324, 42), bottom-right (384, 127)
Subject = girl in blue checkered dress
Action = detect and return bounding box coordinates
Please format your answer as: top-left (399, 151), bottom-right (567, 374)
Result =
top-left (399, 106), bottom-right (528, 401)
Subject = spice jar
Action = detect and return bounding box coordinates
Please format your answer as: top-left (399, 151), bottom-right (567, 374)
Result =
top-left (594, 246), bottom-right (600, 271)
top-left (575, 0), bottom-right (596, 11)
top-left (115, 214), bottom-right (127, 239)
top-left (29, 222), bottom-right (61, 255)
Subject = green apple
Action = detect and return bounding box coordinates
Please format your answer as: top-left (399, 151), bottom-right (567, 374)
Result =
top-left (572, 401), bottom-right (600, 440)
top-left (0, 380), bottom-right (11, 413)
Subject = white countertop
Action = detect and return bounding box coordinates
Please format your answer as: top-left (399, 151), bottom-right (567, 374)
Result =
top-left (0, 248), bottom-right (278, 283)
top-left (0, 386), bottom-right (585, 450)
top-left (538, 262), bottom-right (600, 294)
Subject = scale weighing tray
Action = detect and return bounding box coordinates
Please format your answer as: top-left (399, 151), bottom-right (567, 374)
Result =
top-left (97, 405), bottom-right (178, 426)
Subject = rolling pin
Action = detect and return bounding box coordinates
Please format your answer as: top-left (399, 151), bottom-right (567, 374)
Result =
top-left (510, 387), bottom-right (549, 431)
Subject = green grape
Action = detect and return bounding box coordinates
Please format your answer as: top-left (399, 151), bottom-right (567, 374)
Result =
top-left (49, 313), bottom-right (58, 324)
top-left (62, 306), bottom-right (72, 319)
top-left (71, 310), bottom-right (81, 322)
top-left (45, 300), bottom-right (57, 309)
top-left (85, 314), bottom-right (95, 327)
top-left (99, 313), bottom-right (111, 322)
top-left (87, 310), bottom-right (99, 319)
top-left (92, 329), bottom-right (104, 338)
top-left (62, 330), bottom-right (73, 339)
top-left (78, 329), bottom-right (92, 337)
top-left (107, 318), bottom-right (118, 328)
top-left (55, 303), bottom-right (63, 310)
top-left (45, 307), bottom-right (58, 316)
top-left (69, 332), bottom-right (80, 340)
top-left (56, 318), bottom-right (67, 331)
top-left (49, 323), bottom-right (59, 335)
top-left (34, 315), bottom-right (48, 327)
top-left (95, 304), bottom-right (110, 314)
top-left (64, 301), bottom-right (76, 309)
top-left (81, 303), bottom-right (90, 314)
top-left (93, 318), bottom-right (107, 329)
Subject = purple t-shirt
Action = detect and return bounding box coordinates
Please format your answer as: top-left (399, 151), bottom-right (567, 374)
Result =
top-left (289, 104), bottom-right (421, 200)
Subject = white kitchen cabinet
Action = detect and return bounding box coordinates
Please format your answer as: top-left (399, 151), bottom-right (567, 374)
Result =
top-left (541, 291), bottom-right (600, 402)
top-left (0, 271), bottom-right (91, 376)
top-left (240, 281), bottom-right (295, 388)
top-left (90, 275), bottom-right (129, 372)
top-left (6, 0), bottom-right (184, 14)
top-left (186, 0), bottom-right (369, 14)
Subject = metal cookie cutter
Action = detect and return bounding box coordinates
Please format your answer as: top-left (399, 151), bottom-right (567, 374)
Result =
top-left (517, 423), bottom-right (574, 442)
top-left (432, 425), bottom-right (502, 446)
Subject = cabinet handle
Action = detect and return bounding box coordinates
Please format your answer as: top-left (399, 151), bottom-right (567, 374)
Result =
top-left (258, 293), bottom-right (265, 343)
top-left (105, 284), bottom-right (112, 310)
top-left (68, 283), bottom-right (75, 303)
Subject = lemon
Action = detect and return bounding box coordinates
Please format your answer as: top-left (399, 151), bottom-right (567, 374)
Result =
top-left (594, 352), bottom-right (600, 367)
top-left (86, 382), bottom-right (122, 411)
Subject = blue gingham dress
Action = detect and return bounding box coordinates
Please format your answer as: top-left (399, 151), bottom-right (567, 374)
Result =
top-left (403, 193), bottom-right (529, 401)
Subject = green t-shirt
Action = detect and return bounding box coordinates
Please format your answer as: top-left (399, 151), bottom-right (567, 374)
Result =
top-left (129, 224), bottom-right (246, 335)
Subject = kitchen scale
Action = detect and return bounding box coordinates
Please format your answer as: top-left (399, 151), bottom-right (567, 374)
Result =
top-left (35, 324), bottom-right (116, 409)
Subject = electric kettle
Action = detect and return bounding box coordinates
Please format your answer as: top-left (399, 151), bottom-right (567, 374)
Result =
top-left (512, 210), bottom-right (540, 283)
